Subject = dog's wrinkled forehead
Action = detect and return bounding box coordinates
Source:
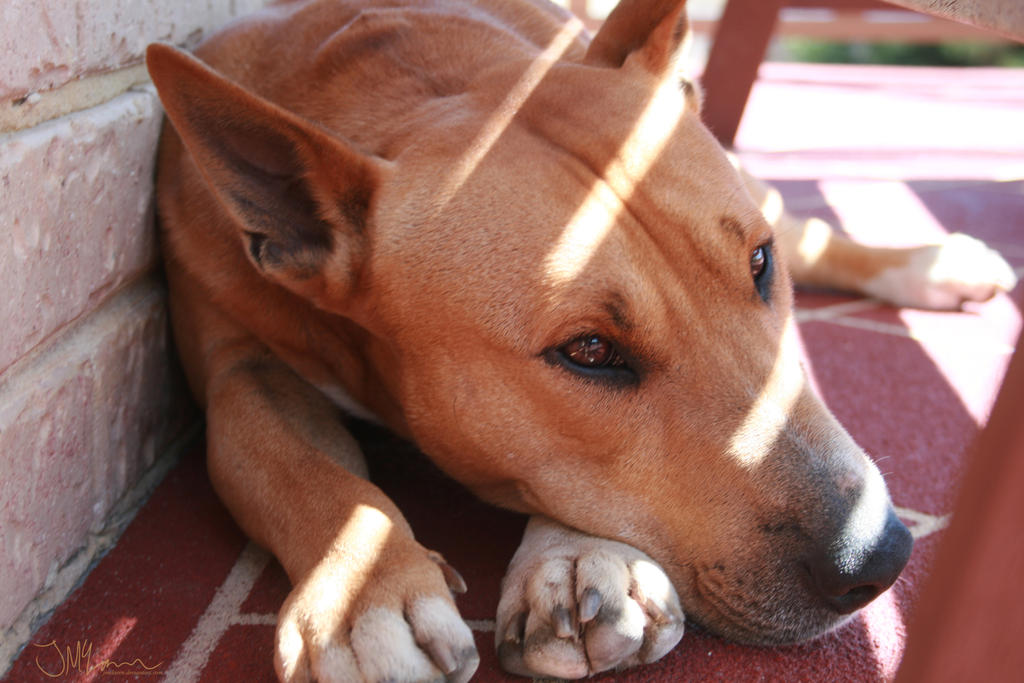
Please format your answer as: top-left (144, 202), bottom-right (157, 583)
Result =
top-left (389, 62), bottom-right (762, 296)
top-left (374, 77), bottom-right (771, 365)
top-left (520, 63), bottom-right (758, 250)
top-left (517, 62), bottom-right (696, 176)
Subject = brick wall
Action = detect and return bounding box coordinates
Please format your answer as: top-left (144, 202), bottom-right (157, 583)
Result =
top-left (0, 0), bottom-right (267, 671)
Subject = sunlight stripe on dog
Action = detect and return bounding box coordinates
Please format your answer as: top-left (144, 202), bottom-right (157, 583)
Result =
top-left (543, 79), bottom-right (691, 286)
top-left (433, 18), bottom-right (583, 213)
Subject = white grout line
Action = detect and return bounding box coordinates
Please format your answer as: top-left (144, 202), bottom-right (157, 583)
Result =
top-left (466, 619), bottom-right (497, 632)
top-left (794, 297), bottom-right (882, 322)
top-left (163, 543), bottom-right (271, 683)
top-left (815, 314), bottom-right (1017, 355)
top-left (817, 314), bottom-right (914, 338)
top-left (894, 506), bottom-right (951, 540)
top-left (231, 616), bottom-right (496, 634)
top-left (164, 542), bottom-right (499, 681)
top-left (221, 614), bottom-right (497, 636)
top-left (233, 613), bottom-right (279, 627)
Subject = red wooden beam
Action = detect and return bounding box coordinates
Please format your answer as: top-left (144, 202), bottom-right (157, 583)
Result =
top-left (700, 0), bottom-right (783, 147)
top-left (896, 294), bottom-right (1024, 682)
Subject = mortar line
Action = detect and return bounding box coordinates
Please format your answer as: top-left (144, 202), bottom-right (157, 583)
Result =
top-left (163, 542), bottom-right (271, 683)
top-left (894, 506), bottom-right (951, 540)
top-left (0, 64), bottom-right (151, 135)
top-left (812, 314), bottom-right (1017, 355)
top-left (232, 613), bottom-right (279, 627)
top-left (794, 297), bottom-right (883, 322)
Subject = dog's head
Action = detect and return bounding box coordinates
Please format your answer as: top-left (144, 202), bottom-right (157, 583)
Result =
top-left (148, 0), bottom-right (911, 646)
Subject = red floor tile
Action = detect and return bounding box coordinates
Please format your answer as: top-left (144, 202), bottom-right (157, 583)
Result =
top-left (909, 180), bottom-right (1024, 247)
top-left (3, 447), bottom-right (247, 682)
top-left (800, 320), bottom-right (982, 514)
top-left (200, 625), bottom-right (276, 683)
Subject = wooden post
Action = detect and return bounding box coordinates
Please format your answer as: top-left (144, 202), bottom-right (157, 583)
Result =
top-left (896, 294), bottom-right (1024, 682)
top-left (700, 0), bottom-right (783, 147)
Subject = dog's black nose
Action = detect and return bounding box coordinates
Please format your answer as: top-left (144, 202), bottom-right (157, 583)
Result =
top-left (808, 508), bottom-right (913, 614)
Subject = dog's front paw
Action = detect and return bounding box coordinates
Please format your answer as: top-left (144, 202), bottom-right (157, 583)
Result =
top-left (275, 541), bottom-right (478, 683)
top-left (867, 232), bottom-right (1018, 310)
top-left (495, 517), bottom-right (683, 679)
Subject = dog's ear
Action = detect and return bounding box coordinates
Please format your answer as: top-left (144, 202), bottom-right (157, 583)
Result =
top-left (584, 0), bottom-right (689, 75)
top-left (146, 43), bottom-right (387, 299)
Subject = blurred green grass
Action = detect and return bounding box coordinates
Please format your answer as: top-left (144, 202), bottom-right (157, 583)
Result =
top-left (782, 39), bottom-right (1024, 66)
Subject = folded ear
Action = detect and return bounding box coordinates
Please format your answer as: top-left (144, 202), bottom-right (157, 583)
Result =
top-left (146, 43), bottom-right (387, 299)
top-left (584, 0), bottom-right (689, 75)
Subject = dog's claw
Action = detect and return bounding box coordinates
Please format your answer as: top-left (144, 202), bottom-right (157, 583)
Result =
top-left (425, 639), bottom-right (457, 674)
top-left (446, 649), bottom-right (480, 683)
top-left (429, 551), bottom-right (469, 594)
top-left (422, 639), bottom-right (478, 683)
top-left (503, 611), bottom-right (526, 645)
top-left (579, 587), bottom-right (602, 623)
top-left (553, 605), bottom-right (575, 638)
top-left (496, 517), bottom-right (685, 678)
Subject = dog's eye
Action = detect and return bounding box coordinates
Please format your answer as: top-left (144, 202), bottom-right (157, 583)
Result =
top-left (751, 246), bottom-right (767, 280)
top-left (547, 334), bottom-right (637, 385)
top-left (562, 335), bottom-right (622, 368)
top-left (750, 242), bottom-right (774, 302)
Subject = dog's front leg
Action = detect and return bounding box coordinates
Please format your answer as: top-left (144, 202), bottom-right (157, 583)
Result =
top-left (205, 348), bottom-right (478, 683)
top-left (495, 516), bottom-right (684, 679)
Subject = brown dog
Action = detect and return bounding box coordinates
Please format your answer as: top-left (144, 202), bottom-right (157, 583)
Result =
top-left (145, 0), bottom-right (1016, 680)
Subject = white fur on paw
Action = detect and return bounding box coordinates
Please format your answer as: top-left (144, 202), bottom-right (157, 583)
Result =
top-left (495, 518), bottom-right (684, 678)
top-left (407, 596), bottom-right (479, 681)
top-left (275, 569), bottom-right (478, 683)
top-left (351, 601), bottom-right (475, 682)
top-left (866, 232), bottom-right (1018, 310)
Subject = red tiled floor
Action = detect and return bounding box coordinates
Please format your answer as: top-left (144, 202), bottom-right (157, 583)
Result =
top-left (4, 63), bottom-right (1022, 682)
top-left (3, 445), bottom-right (248, 682)
top-left (908, 180), bottom-right (1024, 248)
top-left (200, 625), bottom-right (276, 683)
top-left (801, 321), bottom-right (986, 514)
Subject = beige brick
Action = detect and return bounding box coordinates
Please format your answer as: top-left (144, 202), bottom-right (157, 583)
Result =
top-left (0, 279), bottom-right (193, 631)
top-left (0, 0), bottom-right (268, 101)
top-left (0, 87), bottom-right (163, 375)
